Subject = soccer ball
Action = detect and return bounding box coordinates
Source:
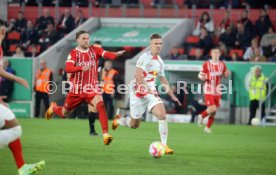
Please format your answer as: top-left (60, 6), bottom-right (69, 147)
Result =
top-left (251, 118), bottom-right (260, 126)
top-left (149, 141), bottom-right (165, 158)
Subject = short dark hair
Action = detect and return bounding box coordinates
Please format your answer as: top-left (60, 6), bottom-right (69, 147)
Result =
top-left (93, 40), bottom-right (102, 45)
top-left (211, 47), bottom-right (220, 51)
top-left (76, 30), bottom-right (89, 40)
top-left (150, 33), bottom-right (162, 40)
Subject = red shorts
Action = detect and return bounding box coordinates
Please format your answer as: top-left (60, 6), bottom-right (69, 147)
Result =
top-left (64, 93), bottom-right (96, 111)
top-left (204, 94), bottom-right (221, 107)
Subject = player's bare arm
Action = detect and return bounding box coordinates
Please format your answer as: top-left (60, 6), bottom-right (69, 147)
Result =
top-left (0, 67), bottom-right (29, 89)
top-left (198, 71), bottom-right (207, 81)
top-left (159, 76), bottom-right (181, 106)
top-left (115, 50), bottom-right (126, 56)
top-left (224, 69), bottom-right (230, 78)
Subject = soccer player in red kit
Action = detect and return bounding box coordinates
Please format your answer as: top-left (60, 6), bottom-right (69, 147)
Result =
top-left (198, 47), bottom-right (230, 133)
top-left (0, 19), bottom-right (45, 175)
top-left (45, 30), bottom-right (125, 145)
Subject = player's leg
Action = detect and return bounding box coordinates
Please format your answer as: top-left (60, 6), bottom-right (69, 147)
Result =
top-left (90, 95), bottom-right (113, 145)
top-left (45, 93), bottom-right (81, 119)
top-left (88, 104), bottom-right (98, 136)
top-left (204, 96), bottom-right (220, 133)
top-left (112, 91), bottom-right (146, 130)
top-left (150, 101), bottom-right (173, 154)
top-left (0, 104), bottom-right (45, 174)
top-left (198, 94), bottom-right (217, 127)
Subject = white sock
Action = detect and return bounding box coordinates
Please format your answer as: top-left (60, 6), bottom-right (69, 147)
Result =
top-left (0, 126), bottom-right (22, 148)
top-left (159, 120), bottom-right (168, 146)
top-left (117, 117), bottom-right (131, 128)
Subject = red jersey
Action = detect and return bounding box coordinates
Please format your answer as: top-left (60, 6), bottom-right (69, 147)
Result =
top-left (201, 60), bottom-right (227, 96)
top-left (66, 46), bottom-right (117, 94)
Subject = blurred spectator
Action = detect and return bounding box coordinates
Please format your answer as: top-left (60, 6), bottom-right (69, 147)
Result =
top-left (218, 42), bottom-right (228, 60)
top-left (6, 18), bottom-right (15, 32)
top-left (74, 10), bottom-right (87, 28)
top-left (57, 9), bottom-right (75, 35)
top-left (235, 22), bottom-right (253, 50)
top-left (230, 52), bottom-right (242, 61)
top-left (260, 26), bottom-right (276, 47)
top-left (219, 26), bottom-right (235, 48)
top-left (255, 8), bottom-right (272, 38)
top-left (35, 8), bottom-right (55, 35)
top-left (25, 44), bottom-right (40, 57)
top-left (249, 48), bottom-right (267, 62)
top-left (263, 38), bottom-right (276, 61)
top-left (12, 46), bottom-right (25, 58)
top-left (198, 27), bottom-right (214, 55)
top-left (0, 59), bottom-right (15, 102)
top-left (218, 10), bottom-right (234, 34)
top-left (151, 0), bottom-right (167, 6)
top-left (188, 48), bottom-right (204, 60)
top-left (185, 0), bottom-right (200, 8)
top-left (14, 11), bottom-right (27, 32)
top-left (193, 12), bottom-right (214, 36)
top-left (20, 21), bottom-right (38, 48)
top-left (239, 9), bottom-right (255, 34)
top-left (169, 47), bottom-right (186, 60)
top-left (243, 38), bottom-right (263, 60)
top-left (39, 23), bottom-right (58, 51)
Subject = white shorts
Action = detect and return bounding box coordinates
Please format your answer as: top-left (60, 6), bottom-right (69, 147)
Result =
top-left (129, 82), bottom-right (163, 119)
top-left (0, 104), bottom-right (15, 129)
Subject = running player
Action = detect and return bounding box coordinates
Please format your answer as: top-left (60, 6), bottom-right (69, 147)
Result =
top-left (45, 30), bottom-right (125, 145)
top-left (197, 47), bottom-right (230, 133)
top-left (112, 33), bottom-right (181, 154)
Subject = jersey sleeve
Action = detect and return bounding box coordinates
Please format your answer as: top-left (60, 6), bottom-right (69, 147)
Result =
top-left (66, 50), bottom-right (77, 64)
top-left (159, 59), bottom-right (165, 77)
top-left (136, 55), bottom-right (147, 70)
top-left (92, 46), bottom-right (117, 60)
top-left (201, 62), bottom-right (208, 74)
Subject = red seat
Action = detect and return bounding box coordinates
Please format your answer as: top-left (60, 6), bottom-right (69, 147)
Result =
top-left (7, 31), bottom-right (20, 41)
top-left (189, 48), bottom-right (203, 56)
top-left (9, 44), bottom-right (18, 52)
top-left (185, 36), bottom-right (200, 44)
top-left (228, 49), bottom-right (244, 57)
top-left (27, 45), bottom-right (41, 53)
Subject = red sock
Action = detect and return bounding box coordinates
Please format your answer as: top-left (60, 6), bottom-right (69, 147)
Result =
top-left (206, 115), bottom-right (215, 128)
top-left (9, 138), bottom-right (25, 169)
top-left (201, 110), bottom-right (209, 118)
top-left (53, 106), bottom-right (65, 118)
top-left (96, 102), bottom-right (108, 133)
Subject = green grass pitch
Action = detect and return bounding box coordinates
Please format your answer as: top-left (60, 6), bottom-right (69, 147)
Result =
top-left (1, 118), bottom-right (276, 175)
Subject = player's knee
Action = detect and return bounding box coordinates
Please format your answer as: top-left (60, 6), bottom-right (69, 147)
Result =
top-left (130, 122), bottom-right (140, 129)
top-left (13, 125), bottom-right (22, 139)
top-left (154, 113), bottom-right (166, 120)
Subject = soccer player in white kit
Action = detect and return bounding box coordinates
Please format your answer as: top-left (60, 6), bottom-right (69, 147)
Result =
top-left (0, 20), bottom-right (45, 175)
top-left (112, 33), bottom-right (181, 154)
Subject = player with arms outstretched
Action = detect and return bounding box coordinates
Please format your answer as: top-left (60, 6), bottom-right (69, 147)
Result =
top-left (0, 19), bottom-right (45, 175)
top-left (198, 47), bottom-right (230, 133)
top-left (45, 30), bottom-right (125, 145)
top-left (112, 34), bottom-right (181, 154)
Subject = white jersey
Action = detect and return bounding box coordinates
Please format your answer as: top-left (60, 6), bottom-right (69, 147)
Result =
top-left (135, 51), bottom-right (165, 91)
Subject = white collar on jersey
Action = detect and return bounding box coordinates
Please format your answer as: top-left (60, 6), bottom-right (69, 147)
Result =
top-left (76, 47), bottom-right (89, 53)
top-left (210, 60), bottom-right (219, 65)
